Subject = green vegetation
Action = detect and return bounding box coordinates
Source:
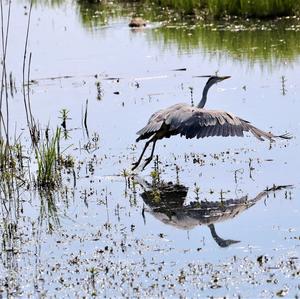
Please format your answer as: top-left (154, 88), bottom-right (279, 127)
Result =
top-left (149, 0), bottom-right (300, 18)
top-left (35, 128), bottom-right (62, 188)
top-left (149, 0), bottom-right (202, 15)
top-left (207, 0), bottom-right (299, 18)
top-left (37, 0), bottom-right (300, 19)
top-left (82, 0), bottom-right (300, 19)
top-left (1, 0), bottom-right (73, 197)
top-left (149, 21), bottom-right (300, 67)
top-left (69, 1), bottom-right (300, 66)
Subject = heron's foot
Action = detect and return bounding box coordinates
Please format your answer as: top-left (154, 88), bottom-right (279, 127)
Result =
top-left (131, 161), bottom-right (140, 171)
top-left (141, 157), bottom-right (153, 170)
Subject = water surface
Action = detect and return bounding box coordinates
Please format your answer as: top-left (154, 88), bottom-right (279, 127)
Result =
top-left (1, 1), bottom-right (299, 297)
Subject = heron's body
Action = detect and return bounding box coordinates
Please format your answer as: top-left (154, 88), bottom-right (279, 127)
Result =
top-left (132, 76), bottom-right (290, 170)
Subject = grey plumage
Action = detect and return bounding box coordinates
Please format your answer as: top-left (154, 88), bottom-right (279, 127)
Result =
top-left (137, 176), bottom-right (292, 247)
top-left (132, 75), bottom-right (291, 171)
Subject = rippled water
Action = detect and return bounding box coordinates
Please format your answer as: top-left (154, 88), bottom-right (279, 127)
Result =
top-left (1, 1), bottom-right (299, 297)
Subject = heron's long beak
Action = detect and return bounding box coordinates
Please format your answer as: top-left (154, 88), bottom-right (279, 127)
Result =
top-left (193, 75), bottom-right (211, 78)
top-left (193, 75), bottom-right (231, 80)
top-left (219, 75), bottom-right (231, 81)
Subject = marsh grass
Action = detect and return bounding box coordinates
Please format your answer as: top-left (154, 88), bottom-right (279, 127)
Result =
top-left (148, 0), bottom-right (300, 18)
top-left (1, 0), bottom-right (67, 194)
top-left (206, 0), bottom-right (300, 18)
top-left (35, 127), bottom-right (62, 188)
top-left (0, 0), bottom-right (26, 197)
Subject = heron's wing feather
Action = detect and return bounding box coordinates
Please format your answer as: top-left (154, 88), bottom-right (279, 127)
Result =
top-left (164, 107), bottom-right (276, 141)
top-left (136, 104), bottom-right (290, 142)
top-left (136, 104), bottom-right (188, 141)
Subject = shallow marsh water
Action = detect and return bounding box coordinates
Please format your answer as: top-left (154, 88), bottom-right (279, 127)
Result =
top-left (1, 1), bottom-right (300, 297)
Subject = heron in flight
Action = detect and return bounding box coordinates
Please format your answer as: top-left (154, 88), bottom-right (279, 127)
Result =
top-left (132, 75), bottom-right (290, 171)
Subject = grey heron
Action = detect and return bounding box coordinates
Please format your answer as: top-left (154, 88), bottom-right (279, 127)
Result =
top-left (132, 75), bottom-right (290, 171)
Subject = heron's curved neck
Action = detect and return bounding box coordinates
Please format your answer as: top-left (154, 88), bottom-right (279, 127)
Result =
top-left (208, 224), bottom-right (240, 248)
top-left (197, 82), bottom-right (211, 108)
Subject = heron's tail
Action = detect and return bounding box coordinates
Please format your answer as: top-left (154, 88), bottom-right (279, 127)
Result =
top-left (274, 133), bottom-right (292, 140)
top-left (247, 124), bottom-right (292, 142)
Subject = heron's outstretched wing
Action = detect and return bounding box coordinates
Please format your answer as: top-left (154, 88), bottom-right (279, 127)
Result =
top-left (164, 105), bottom-right (287, 141)
top-left (136, 104), bottom-right (290, 142)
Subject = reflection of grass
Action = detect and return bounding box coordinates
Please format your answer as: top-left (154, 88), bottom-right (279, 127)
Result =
top-left (76, 0), bottom-right (174, 29)
top-left (149, 21), bottom-right (300, 66)
top-left (76, 0), bottom-right (125, 28)
top-left (38, 190), bottom-right (61, 233)
top-left (72, 1), bottom-right (300, 66)
top-left (30, 0), bottom-right (65, 6)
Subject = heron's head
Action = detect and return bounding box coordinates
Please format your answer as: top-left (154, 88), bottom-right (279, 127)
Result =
top-left (202, 75), bottom-right (231, 87)
top-left (195, 74), bottom-right (231, 108)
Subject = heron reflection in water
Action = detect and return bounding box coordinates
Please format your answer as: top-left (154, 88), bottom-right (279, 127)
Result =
top-left (135, 176), bottom-right (291, 247)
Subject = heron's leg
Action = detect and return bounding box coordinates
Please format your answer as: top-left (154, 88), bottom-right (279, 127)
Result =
top-left (132, 139), bottom-right (152, 171)
top-left (142, 139), bottom-right (157, 170)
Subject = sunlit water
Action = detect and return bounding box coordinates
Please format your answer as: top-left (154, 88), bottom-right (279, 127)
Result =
top-left (1, 1), bottom-right (300, 297)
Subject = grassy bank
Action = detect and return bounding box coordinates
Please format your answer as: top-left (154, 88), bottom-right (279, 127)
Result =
top-left (34, 0), bottom-right (300, 19)
top-left (149, 0), bottom-right (300, 18)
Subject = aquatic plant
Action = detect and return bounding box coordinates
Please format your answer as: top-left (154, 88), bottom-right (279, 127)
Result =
top-left (0, 0), bottom-right (25, 197)
top-left (35, 127), bottom-right (62, 188)
top-left (59, 108), bottom-right (69, 129)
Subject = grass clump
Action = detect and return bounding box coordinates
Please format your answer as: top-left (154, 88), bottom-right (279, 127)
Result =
top-left (35, 127), bottom-right (62, 188)
top-left (0, 138), bottom-right (27, 199)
